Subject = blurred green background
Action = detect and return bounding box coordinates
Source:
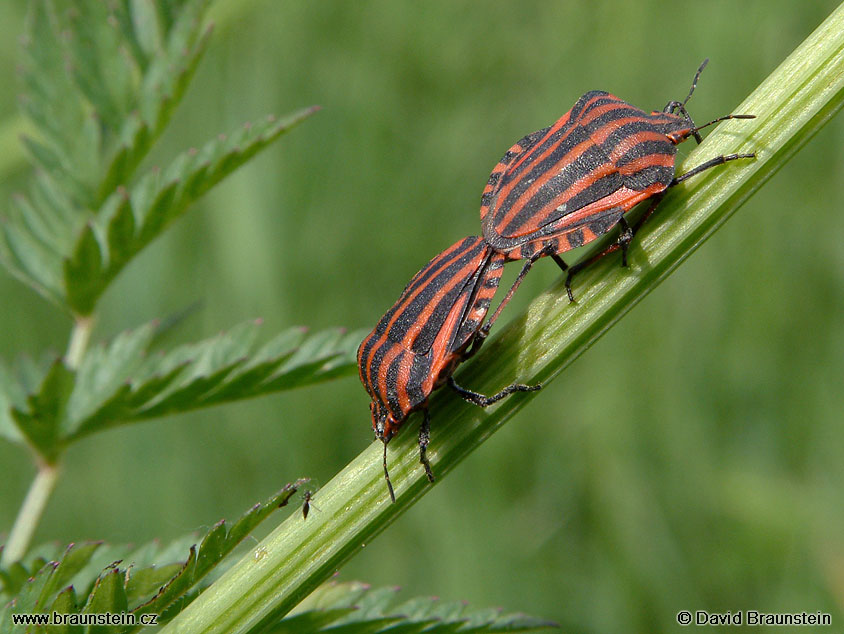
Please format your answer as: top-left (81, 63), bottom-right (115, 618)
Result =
top-left (2, 1), bottom-right (843, 631)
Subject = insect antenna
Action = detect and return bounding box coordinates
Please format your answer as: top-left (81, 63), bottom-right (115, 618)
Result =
top-left (664, 58), bottom-right (710, 143)
top-left (689, 113), bottom-right (755, 137)
top-left (683, 58), bottom-right (709, 107)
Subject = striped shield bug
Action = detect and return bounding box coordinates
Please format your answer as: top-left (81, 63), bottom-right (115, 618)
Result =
top-left (480, 60), bottom-right (755, 299)
top-left (358, 236), bottom-right (540, 501)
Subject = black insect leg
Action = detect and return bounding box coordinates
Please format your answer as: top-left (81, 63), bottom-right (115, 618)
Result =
top-left (479, 257), bottom-right (536, 342)
top-left (562, 201), bottom-right (659, 302)
top-left (618, 217), bottom-right (635, 267)
top-left (447, 375), bottom-right (541, 407)
top-left (551, 254), bottom-right (569, 274)
top-left (418, 407), bottom-right (435, 483)
top-left (632, 154), bottom-right (753, 234)
top-left (563, 150), bottom-right (755, 301)
top-left (382, 440), bottom-right (396, 503)
top-left (462, 326), bottom-right (489, 360)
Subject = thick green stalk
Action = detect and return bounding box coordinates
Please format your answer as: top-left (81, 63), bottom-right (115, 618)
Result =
top-left (161, 6), bottom-right (844, 633)
top-left (65, 315), bottom-right (94, 370)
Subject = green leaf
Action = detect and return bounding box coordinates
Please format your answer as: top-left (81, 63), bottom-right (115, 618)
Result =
top-left (0, 483), bottom-right (306, 631)
top-left (64, 0), bottom-right (138, 137)
top-left (18, 0), bottom-right (214, 205)
top-left (37, 542), bottom-right (104, 610)
top-left (63, 323), bottom-right (157, 432)
top-left (4, 319), bottom-right (357, 455)
top-left (100, 17), bottom-right (213, 199)
top-left (0, 205), bottom-right (66, 305)
top-left (49, 586), bottom-right (83, 634)
top-left (0, 561), bottom-right (31, 600)
top-left (62, 106), bottom-right (319, 315)
top-left (6, 562), bottom-right (59, 625)
top-left (0, 541), bottom-right (68, 599)
top-left (134, 481), bottom-right (308, 621)
top-left (63, 322), bottom-right (362, 442)
top-left (18, 0), bottom-right (90, 185)
top-left (262, 582), bottom-right (556, 634)
top-left (103, 189), bottom-right (135, 273)
top-left (28, 173), bottom-right (81, 253)
top-left (0, 359), bottom-right (28, 445)
top-left (63, 223), bottom-right (105, 316)
top-left (19, 136), bottom-right (83, 198)
top-left (124, 563), bottom-right (185, 607)
top-left (81, 566), bottom-right (129, 632)
top-left (3, 0), bottom-right (224, 315)
top-left (10, 359), bottom-right (74, 461)
top-left (264, 609), bottom-right (357, 634)
top-left (5, 1), bottom-right (318, 318)
top-left (0, 601), bottom-right (9, 634)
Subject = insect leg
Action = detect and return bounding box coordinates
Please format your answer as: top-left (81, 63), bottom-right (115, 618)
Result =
top-left (382, 439), bottom-right (396, 503)
top-left (447, 375), bottom-right (541, 408)
top-left (418, 407), bottom-right (435, 483)
top-left (564, 150), bottom-right (755, 300)
top-left (551, 254), bottom-right (569, 274)
top-left (562, 201), bottom-right (657, 301)
top-left (623, 152), bottom-right (753, 243)
top-left (479, 257), bottom-right (536, 339)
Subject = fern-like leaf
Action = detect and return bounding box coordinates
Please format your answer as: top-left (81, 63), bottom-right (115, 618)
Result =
top-left (4, 321), bottom-right (362, 459)
top-left (0, 191), bottom-right (71, 305)
top-left (9, 359), bottom-right (74, 463)
top-left (134, 480), bottom-right (308, 622)
top-left (1, 0), bottom-right (317, 318)
top-left (17, 0), bottom-right (212, 207)
top-left (0, 482), bottom-right (308, 632)
top-left (0, 0), bottom-right (211, 305)
top-left (64, 107), bottom-right (319, 315)
top-left (98, 2), bottom-right (214, 202)
top-left (266, 582), bottom-right (557, 634)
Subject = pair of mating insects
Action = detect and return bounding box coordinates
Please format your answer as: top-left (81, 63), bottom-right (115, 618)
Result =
top-left (357, 61), bottom-right (755, 502)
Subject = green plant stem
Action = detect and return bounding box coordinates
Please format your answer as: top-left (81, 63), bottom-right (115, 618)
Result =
top-left (161, 6), bottom-right (844, 633)
top-left (66, 315), bottom-right (94, 370)
top-left (0, 461), bottom-right (60, 566)
top-left (1, 317), bottom-right (94, 565)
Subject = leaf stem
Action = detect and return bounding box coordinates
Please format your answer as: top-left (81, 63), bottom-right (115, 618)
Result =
top-left (162, 6), bottom-right (844, 633)
top-left (65, 315), bottom-right (94, 370)
top-left (1, 316), bottom-right (93, 565)
top-left (1, 461), bottom-right (60, 566)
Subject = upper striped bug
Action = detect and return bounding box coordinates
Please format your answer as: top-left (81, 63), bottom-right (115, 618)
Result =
top-left (479, 60), bottom-right (755, 299)
top-left (358, 235), bottom-right (539, 502)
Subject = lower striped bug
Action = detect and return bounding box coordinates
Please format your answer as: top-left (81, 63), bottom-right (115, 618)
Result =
top-left (358, 236), bottom-right (540, 501)
top-left (479, 59), bottom-right (755, 300)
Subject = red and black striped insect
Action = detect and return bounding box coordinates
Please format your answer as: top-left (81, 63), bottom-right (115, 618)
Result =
top-left (358, 235), bottom-right (539, 501)
top-left (480, 60), bottom-right (755, 299)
